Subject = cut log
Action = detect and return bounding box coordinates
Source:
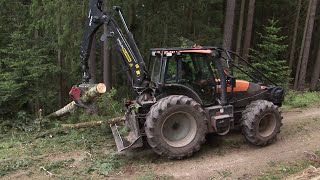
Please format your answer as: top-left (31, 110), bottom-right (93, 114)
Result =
top-left (47, 101), bottom-right (76, 118)
top-left (81, 83), bottom-right (106, 103)
top-left (46, 83), bottom-right (106, 118)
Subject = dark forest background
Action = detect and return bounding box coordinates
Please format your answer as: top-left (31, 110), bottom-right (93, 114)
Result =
top-left (1, 0), bottom-right (320, 120)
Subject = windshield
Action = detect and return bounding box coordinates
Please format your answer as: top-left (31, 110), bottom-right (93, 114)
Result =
top-left (150, 55), bottom-right (162, 83)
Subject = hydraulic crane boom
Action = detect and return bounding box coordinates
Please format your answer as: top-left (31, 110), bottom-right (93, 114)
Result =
top-left (80, 0), bottom-right (149, 90)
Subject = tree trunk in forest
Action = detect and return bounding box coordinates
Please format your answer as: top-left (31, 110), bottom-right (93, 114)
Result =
top-left (188, 4), bottom-right (193, 37)
top-left (294, 0), bottom-right (312, 90)
top-left (128, 1), bottom-right (137, 31)
top-left (297, 0), bottom-right (318, 91)
top-left (89, 33), bottom-right (97, 84)
top-left (242, 0), bottom-right (255, 61)
top-left (288, 0), bottom-right (302, 70)
top-left (310, 41), bottom-right (320, 91)
top-left (57, 9), bottom-right (63, 108)
top-left (34, 29), bottom-right (40, 115)
top-left (222, 0), bottom-right (236, 50)
top-left (103, 27), bottom-right (112, 91)
top-left (58, 49), bottom-right (63, 108)
top-left (103, 1), bottom-right (112, 91)
top-left (235, 0), bottom-right (245, 62)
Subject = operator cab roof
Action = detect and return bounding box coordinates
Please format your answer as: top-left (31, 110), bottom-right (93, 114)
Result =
top-left (150, 46), bottom-right (219, 56)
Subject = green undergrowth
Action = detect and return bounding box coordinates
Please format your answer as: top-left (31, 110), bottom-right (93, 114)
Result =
top-left (0, 126), bottom-right (115, 178)
top-left (41, 158), bottom-right (75, 174)
top-left (0, 158), bottom-right (35, 178)
top-left (282, 91), bottom-right (320, 110)
top-left (257, 150), bottom-right (320, 180)
top-left (84, 153), bottom-right (124, 176)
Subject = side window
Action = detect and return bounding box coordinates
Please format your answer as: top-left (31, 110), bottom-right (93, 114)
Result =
top-left (151, 55), bottom-right (162, 83)
top-left (181, 54), bottom-right (195, 82)
top-left (165, 58), bottom-right (177, 83)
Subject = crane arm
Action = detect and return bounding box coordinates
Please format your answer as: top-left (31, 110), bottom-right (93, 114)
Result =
top-left (80, 0), bottom-right (149, 90)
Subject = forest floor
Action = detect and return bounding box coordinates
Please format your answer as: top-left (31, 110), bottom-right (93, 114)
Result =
top-left (1, 106), bottom-right (320, 180)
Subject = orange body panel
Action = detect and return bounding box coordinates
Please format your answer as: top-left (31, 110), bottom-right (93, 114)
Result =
top-left (216, 80), bottom-right (250, 93)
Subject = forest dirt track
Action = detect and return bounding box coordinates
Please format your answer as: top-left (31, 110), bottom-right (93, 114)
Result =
top-left (117, 107), bottom-right (320, 180)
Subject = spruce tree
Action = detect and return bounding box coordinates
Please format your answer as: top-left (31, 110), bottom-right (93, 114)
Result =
top-left (249, 19), bottom-right (290, 88)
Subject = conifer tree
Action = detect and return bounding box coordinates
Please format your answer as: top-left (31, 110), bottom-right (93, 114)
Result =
top-left (249, 19), bottom-right (291, 88)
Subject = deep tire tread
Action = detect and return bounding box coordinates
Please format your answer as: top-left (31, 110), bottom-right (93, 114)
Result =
top-left (241, 100), bottom-right (282, 146)
top-left (146, 95), bottom-right (208, 159)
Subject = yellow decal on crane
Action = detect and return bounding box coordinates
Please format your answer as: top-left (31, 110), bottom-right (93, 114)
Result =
top-left (129, 63), bottom-right (133, 67)
top-left (135, 64), bottom-right (140, 69)
top-left (122, 48), bottom-right (132, 63)
top-left (136, 70), bottom-right (141, 75)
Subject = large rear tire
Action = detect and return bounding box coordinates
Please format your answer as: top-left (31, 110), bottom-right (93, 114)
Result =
top-left (145, 95), bottom-right (207, 159)
top-left (241, 100), bottom-right (282, 146)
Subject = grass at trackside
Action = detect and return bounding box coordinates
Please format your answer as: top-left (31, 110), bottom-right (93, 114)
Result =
top-left (0, 125), bottom-right (171, 179)
top-left (256, 151), bottom-right (320, 180)
top-left (282, 90), bottom-right (320, 110)
top-left (0, 126), bottom-right (125, 178)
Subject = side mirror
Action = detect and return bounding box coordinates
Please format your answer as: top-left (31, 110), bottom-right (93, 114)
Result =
top-left (227, 76), bottom-right (236, 88)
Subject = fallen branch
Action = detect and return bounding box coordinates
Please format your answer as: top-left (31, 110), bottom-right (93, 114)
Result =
top-left (61, 120), bottom-right (104, 129)
top-left (35, 116), bottom-right (125, 138)
top-left (40, 167), bottom-right (55, 177)
top-left (61, 116), bottom-right (125, 129)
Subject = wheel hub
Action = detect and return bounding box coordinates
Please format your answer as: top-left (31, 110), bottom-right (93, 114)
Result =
top-left (161, 111), bottom-right (197, 147)
top-left (258, 113), bottom-right (277, 137)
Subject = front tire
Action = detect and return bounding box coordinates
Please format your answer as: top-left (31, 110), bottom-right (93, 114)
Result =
top-left (145, 95), bottom-right (207, 159)
top-left (241, 100), bottom-right (282, 146)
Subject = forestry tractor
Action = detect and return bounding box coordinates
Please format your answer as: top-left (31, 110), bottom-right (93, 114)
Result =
top-left (72, 0), bottom-right (285, 159)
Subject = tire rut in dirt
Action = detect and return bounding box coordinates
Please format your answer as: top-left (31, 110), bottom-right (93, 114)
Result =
top-left (145, 95), bottom-right (208, 159)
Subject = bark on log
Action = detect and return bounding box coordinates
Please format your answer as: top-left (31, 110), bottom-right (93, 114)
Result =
top-left (47, 101), bottom-right (76, 118)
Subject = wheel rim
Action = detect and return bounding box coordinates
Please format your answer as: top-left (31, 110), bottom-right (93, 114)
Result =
top-left (161, 111), bottom-right (197, 147)
top-left (258, 113), bottom-right (277, 137)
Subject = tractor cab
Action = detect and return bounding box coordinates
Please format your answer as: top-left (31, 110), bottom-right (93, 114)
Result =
top-left (149, 48), bottom-right (217, 105)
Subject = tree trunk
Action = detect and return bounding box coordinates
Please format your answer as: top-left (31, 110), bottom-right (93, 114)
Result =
top-left (222, 0), bottom-right (236, 50)
top-left (297, 0), bottom-right (318, 91)
top-left (294, 0), bottom-right (312, 89)
top-left (58, 48), bottom-right (63, 108)
top-left (57, 10), bottom-right (63, 108)
top-left (89, 33), bottom-right (97, 84)
top-left (103, 1), bottom-right (112, 91)
top-left (188, 4), bottom-right (193, 37)
top-left (242, 0), bottom-right (255, 60)
top-left (235, 0), bottom-right (245, 62)
top-left (310, 41), bottom-right (320, 90)
top-left (288, 0), bottom-right (302, 70)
